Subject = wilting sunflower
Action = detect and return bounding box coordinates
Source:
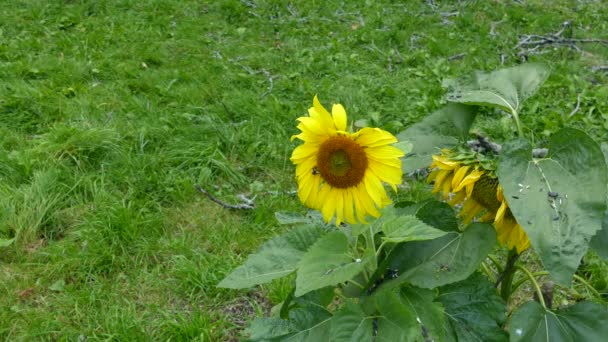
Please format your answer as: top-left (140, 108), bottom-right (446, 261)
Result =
top-left (428, 150), bottom-right (530, 253)
top-left (290, 96), bottom-right (404, 225)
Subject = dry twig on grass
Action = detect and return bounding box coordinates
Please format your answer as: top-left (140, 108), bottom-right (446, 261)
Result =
top-left (568, 94), bottom-right (582, 119)
top-left (195, 185), bottom-right (256, 210)
top-left (517, 21), bottom-right (608, 59)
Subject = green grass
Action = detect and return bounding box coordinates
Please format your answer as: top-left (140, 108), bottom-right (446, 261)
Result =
top-left (1, 0), bottom-right (607, 340)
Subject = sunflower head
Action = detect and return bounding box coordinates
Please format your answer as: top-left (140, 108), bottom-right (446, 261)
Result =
top-left (428, 149), bottom-right (530, 253)
top-left (290, 96), bottom-right (404, 225)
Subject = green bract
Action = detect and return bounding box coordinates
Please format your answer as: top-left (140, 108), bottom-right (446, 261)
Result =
top-left (220, 64), bottom-right (608, 341)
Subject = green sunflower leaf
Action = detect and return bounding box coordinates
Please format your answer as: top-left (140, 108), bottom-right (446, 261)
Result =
top-left (590, 207), bottom-right (608, 261)
top-left (497, 128), bottom-right (608, 285)
top-left (374, 289), bottom-right (419, 342)
top-left (400, 286), bottom-right (447, 342)
top-left (438, 272), bottom-right (508, 342)
top-left (590, 143), bottom-right (608, 260)
top-left (245, 303), bottom-right (333, 341)
top-left (397, 103), bottom-right (478, 173)
top-left (509, 301), bottom-right (608, 342)
top-left (381, 214), bottom-right (448, 243)
top-left (295, 231), bottom-right (371, 297)
top-left (217, 224), bottom-right (326, 289)
top-left (415, 200), bottom-right (459, 232)
top-left (329, 300), bottom-right (374, 342)
top-left (384, 222), bottom-right (496, 289)
top-left (444, 63), bottom-right (550, 115)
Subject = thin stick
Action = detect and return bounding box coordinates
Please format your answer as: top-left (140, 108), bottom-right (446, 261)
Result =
top-left (568, 94), bottom-right (582, 119)
top-left (194, 185), bottom-right (255, 210)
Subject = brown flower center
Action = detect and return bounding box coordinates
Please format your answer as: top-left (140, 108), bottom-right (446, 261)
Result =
top-left (472, 174), bottom-right (502, 212)
top-left (316, 135), bottom-right (368, 188)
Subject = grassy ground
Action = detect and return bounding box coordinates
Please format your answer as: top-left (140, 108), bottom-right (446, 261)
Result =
top-left (0, 0), bottom-right (607, 340)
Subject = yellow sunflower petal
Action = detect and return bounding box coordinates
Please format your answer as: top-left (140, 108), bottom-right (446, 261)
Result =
top-left (460, 197), bottom-right (483, 224)
top-left (335, 190), bottom-right (344, 225)
top-left (432, 169), bottom-right (451, 194)
top-left (354, 127), bottom-right (398, 147)
top-left (448, 190), bottom-right (466, 207)
top-left (356, 182), bottom-right (381, 218)
top-left (365, 145), bottom-right (405, 159)
top-left (291, 143), bottom-right (317, 162)
top-left (331, 103), bottom-right (347, 132)
top-left (343, 189), bottom-right (356, 224)
top-left (427, 170), bottom-right (440, 184)
top-left (451, 165), bottom-right (470, 190)
top-left (480, 211), bottom-right (495, 222)
top-left (321, 187), bottom-right (338, 223)
top-left (496, 185), bottom-right (504, 202)
top-left (363, 171), bottom-right (387, 206)
top-left (453, 169), bottom-right (483, 193)
top-left (431, 154), bottom-right (460, 170)
top-left (495, 201), bottom-right (508, 225)
top-left (297, 171), bottom-right (314, 204)
top-left (352, 187), bottom-right (368, 224)
top-left (368, 159), bottom-right (402, 190)
top-left (442, 174), bottom-right (454, 199)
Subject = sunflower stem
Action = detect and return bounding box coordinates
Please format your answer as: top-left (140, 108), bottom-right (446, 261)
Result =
top-left (573, 274), bottom-right (603, 300)
top-left (487, 254), bottom-right (504, 273)
top-left (511, 271), bottom-right (549, 293)
top-left (368, 226), bottom-right (377, 268)
top-left (511, 109), bottom-right (524, 137)
top-left (515, 265), bottom-right (547, 310)
top-left (498, 248), bottom-right (519, 302)
top-left (481, 261), bottom-right (496, 283)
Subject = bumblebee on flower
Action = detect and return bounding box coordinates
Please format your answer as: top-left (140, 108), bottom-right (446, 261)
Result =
top-left (290, 96), bottom-right (404, 225)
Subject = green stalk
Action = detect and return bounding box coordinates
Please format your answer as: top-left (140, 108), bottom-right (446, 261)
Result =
top-left (573, 274), bottom-right (603, 300)
top-left (511, 109), bottom-right (524, 137)
top-left (515, 265), bottom-right (547, 309)
top-left (499, 248), bottom-right (519, 302)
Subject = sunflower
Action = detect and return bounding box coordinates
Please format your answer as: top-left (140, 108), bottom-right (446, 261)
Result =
top-left (427, 151), bottom-right (530, 253)
top-left (290, 96), bottom-right (404, 225)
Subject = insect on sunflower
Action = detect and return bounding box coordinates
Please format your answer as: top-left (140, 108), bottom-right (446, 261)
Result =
top-left (428, 150), bottom-right (531, 253)
top-left (290, 96), bottom-right (404, 225)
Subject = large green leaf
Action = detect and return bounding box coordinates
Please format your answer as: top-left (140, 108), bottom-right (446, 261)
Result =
top-left (245, 304), bottom-right (333, 342)
top-left (386, 223), bottom-right (496, 289)
top-left (497, 128), bottom-right (608, 284)
top-left (509, 301), bottom-right (608, 342)
top-left (381, 214), bottom-right (448, 244)
top-left (400, 287), bottom-right (447, 342)
top-left (397, 104), bottom-right (477, 172)
top-left (245, 318), bottom-right (293, 341)
top-left (218, 225), bottom-right (325, 288)
top-left (295, 231), bottom-right (371, 296)
top-left (444, 63), bottom-right (550, 115)
top-left (374, 289), bottom-right (419, 342)
top-left (415, 200), bottom-right (460, 232)
top-left (437, 272), bottom-right (508, 342)
top-left (590, 142), bottom-right (608, 260)
top-left (590, 207), bottom-right (608, 260)
top-left (329, 301), bottom-right (374, 342)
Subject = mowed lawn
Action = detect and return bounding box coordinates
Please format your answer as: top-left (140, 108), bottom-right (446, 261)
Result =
top-left (1, 0), bottom-right (607, 340)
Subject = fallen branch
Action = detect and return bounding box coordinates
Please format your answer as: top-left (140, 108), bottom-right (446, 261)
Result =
top-left (195, 185), bottom-right (255, 210)
top-left (568, 94), bottom-right (582, 119)
top-left (517, 21), bottom-right (608, 58)
top-left (592, 65), bottom-right (608, 72)
top-left (259, 69), bottom-right (274, 98)
top-left (448, 53), bottom-right (467, 62)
